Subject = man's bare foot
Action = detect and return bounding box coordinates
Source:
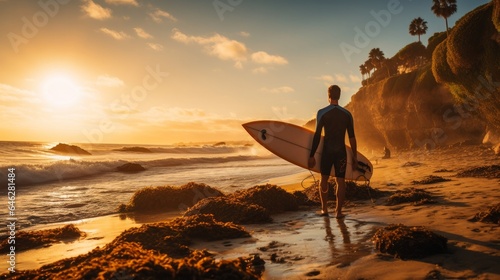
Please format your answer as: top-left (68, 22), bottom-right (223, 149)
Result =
top-left (319, 210), bottom-right (329, 217)
top-left (335, 213), bottom-right (346, 219)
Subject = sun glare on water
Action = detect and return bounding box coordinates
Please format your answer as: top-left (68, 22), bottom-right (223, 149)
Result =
top-left (42, 73), bottom-right (82, 108)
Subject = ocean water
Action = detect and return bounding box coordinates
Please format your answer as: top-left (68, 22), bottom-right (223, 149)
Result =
top-left (0, 141), bottom-right (304, 234)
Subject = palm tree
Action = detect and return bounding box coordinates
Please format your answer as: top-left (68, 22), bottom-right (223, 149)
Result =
top-left (369, 48), bottom-right (385, 70)
top-left (431, 0), bottom-right (457, 35)
top-left (359, 64), bottom-right (368, 81)
top-left (409, 17), bottom-right (428, 42)
top-left (363, 60), bottom-right (373, 78)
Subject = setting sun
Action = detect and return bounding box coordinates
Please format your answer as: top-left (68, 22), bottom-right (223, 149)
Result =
top-left (41, 73), bottom-right (82, 108)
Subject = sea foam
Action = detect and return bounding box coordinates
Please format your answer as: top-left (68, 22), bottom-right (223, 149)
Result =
top-left (0, 155), bottom-right (260, 187)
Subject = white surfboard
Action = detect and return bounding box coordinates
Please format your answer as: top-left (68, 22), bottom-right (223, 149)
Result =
top-left (242, 120), bottom-right (373, 181)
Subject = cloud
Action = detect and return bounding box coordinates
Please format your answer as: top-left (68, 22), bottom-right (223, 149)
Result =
top-left (172, 29), bottom-right (248, 63)
top-left (260, 86), bottom-right (295, 94)
top-left (0, 84), bottom-right (42, 124)
top-left (147, 43), bottom-right (164, 51)
top-left (81, 0), bottom-right (112, 20)
top-left (96, 75), bottom-right (124, 87)
top-left (349, 74), bottom-right (361, 83)
top-left (134, 27), bottom-right (153, 39)
top-left (314, 75), bottom-right (334, 83)
top-left (150, 8), bottom-right (177, 23)
top-left (234, 61), bottom-right (243, 69)
top-left (251, 51), bottom-right (288, 65)
top-left (0, 84), bottom-right (39, 105)
top-left (334, 74), bottom-right (347, 83)
top-left (100, 28), bottom-right (130, 40)
top-left (252, 67), bottom-right (268, 74)
top-left (239, 31), bottom-right (250, 37)
top-left (105, 0), bottom-right (139, 6)
top-left (314, 74), bottom-right (358, 84)
top-left (172, 29), bottom-right (289, 70)
top-left (211, 38), bottom-right (247, 62)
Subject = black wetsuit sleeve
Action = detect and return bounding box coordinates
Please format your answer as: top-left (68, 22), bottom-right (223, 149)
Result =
top-left (309, 115), bottom-right (323, 157)
top-left (347, 113), bottom-right (355, 138)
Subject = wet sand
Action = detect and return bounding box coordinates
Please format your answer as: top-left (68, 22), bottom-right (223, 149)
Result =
top-left (2, 145), bottom-right (499, 279)
top-left (1, 212), bottom-right (180, 271)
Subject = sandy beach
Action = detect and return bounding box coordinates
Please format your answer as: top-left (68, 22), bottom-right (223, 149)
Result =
top-left (2, 145), bottom-right (499, 279)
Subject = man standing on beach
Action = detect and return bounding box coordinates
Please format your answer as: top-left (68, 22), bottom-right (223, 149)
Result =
top-left (308, 85), bottom-right (358, 218)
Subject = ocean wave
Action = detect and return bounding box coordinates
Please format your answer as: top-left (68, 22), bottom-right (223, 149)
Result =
top-left (148, 145), bottom-right (253, 154)
top-left (0, 160), bottom-right (124, 186)
top-left (0, 155), bottom-right (261, 187)
top-left (142, 155), bottom-right (259, 168)
top-left (12, 148), bottom-right (41, 154)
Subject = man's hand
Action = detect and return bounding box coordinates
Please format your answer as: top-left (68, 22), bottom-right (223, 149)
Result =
top-left (308, 157), bottom-right (316, 169)
top-left (352, 157), bottom-right (358, 171)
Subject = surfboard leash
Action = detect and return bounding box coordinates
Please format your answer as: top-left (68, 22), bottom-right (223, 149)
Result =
top-left (301, 169), bottom-right (319, 190)
top-left (355, 175), bottom-right (375, 203)
top-left (301, 171), bottom-right (375, 205)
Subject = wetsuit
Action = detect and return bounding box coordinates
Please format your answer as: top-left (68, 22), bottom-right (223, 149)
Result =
top-left (309, 104), bottom-right (355, 177)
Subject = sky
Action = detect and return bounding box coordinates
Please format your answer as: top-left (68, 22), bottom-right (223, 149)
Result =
top-left (0, 0), bottom-right (490, 145)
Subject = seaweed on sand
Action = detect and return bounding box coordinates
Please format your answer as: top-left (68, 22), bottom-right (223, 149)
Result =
top-left (0, 224), bottom-right (84, 253)
top-left (113, 214), bottom-right (251, 257)
top-left (301, 180), bottom-right (387, 203)
top-left (6, 215), bottom-right (263, 280)
top-left (402, 162), bottom-right (422, 167)
top-left (119, 182), bottom-right (224, 213)
top-left (385, 187), bottom-right (436, 206)
top-left (8, 244), bottom-right (264, 280)
top-left (469, 203), bottom-right (500, 224)
top-left (292, 190), bottom-right (317, 206)
top-left (168, 214), bottom-right (251, 241)
top-left (434, 168), bottom-right (453, 173)
top-left (184, 184), bottom-right (298, 224)
top-left (456, 165), bottom-right (500, 178)
top-left (411, 175), bottom-right (451, 185)
top-left (184, 196), bottom-right (272, 224)
top-left (232, 184), bottom-right (299, 214)
top-left (373, 224), bottom-right (447, 259)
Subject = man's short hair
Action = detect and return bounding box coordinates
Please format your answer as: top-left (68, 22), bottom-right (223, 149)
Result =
top-left (328, 85), bottom-right (341, 100)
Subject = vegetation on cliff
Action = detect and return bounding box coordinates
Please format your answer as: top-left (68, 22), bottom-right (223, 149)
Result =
top-left (432, 2), bottom-right (500, 132)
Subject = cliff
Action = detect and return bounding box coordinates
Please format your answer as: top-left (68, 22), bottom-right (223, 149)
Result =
top-left (346, 66), bottom-right (486, 150)
top-left (343, 1), bottom-right (499, 152)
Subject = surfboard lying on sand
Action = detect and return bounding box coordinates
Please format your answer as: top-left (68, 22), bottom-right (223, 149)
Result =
top-left (242, 120), bottom-right (373, 181)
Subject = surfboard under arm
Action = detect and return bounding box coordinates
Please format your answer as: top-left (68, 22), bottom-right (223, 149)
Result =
top-left (242, 120), bottom-right (373, 181)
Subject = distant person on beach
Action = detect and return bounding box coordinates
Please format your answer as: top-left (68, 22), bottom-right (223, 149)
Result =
top-left (382, 146), bottom-right (391, 159)
top-left (308, 85), bottom-right (358, 219)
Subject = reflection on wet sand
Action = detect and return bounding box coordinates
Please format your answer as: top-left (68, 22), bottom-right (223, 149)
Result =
top-left (337, 218), bottom-right (351, 245)
top-left (323, 216), bottom-right (373, 268)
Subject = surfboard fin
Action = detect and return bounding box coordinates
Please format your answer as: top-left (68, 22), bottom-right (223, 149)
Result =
top-left (260, 129), bottom-right (267, 140)
top-left (358, 161), bottom-right (372, 173)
